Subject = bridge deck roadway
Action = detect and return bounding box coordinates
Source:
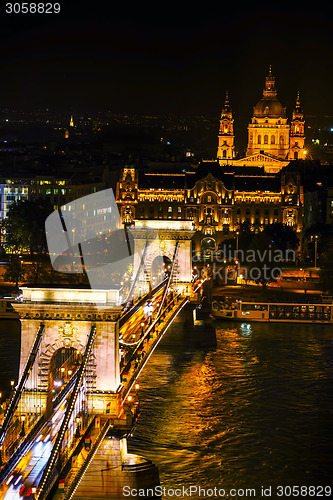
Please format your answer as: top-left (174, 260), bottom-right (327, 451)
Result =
top-left (119, 291), bottom-right (189, 406)
top-left (51, 417), bottom-right (159, 500)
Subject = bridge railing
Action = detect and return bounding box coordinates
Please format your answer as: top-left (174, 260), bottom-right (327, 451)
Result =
top-left (36, 325), bottom-right (97, 500)
top-left (120, 291), bottom-right (188, 402)
top-left (60, 418), bottom-right (111, 500)
top-left (0, 323), bottom-right (45, 447)
top-left (0, 370), bottom-right (80, 484)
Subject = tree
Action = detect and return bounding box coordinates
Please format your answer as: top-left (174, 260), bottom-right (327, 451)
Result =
top-left (303, 223), bottom-right (333, 264)
top-left (245, 231), bottom-right (282, 287)
top-left (263, 222), bottom-right (299, 254)
top-left (3, 255), bottom-right (25, 287)
top-left (1, 198), bottom-right (53, 255)
top-left (319, 240), bottom-right (333, 294)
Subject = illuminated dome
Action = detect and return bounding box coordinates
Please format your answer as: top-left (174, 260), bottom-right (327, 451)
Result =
top-left (253, 96), bottom-right (286, 118)
top-left (252, 66), bottom-right (286, 118)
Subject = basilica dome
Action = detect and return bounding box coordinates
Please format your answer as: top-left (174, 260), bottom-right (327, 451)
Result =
top-left (253, 96), bottom-right (286, 118)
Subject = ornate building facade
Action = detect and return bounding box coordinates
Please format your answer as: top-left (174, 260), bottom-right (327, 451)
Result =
top-left (115, 68), bottom-right (308, 258)
top-left (217, 67), bottom-right (306, 173)
top-left (116, 163), bottom-right (303, 254)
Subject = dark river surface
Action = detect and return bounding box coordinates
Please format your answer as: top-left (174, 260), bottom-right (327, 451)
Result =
top-left (127, 320), bottom-right (333, 498)
top-left (1, 319), bottom-right (332, 498)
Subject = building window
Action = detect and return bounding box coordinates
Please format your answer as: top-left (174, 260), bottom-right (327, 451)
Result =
top-left (264, 135), bottom-right (268, 144)
top-left (258, 135), bottom-right (261, 144)
top-left (168, 206), bottom-right (172, 212)
top-left (178, 206), bottom-right (182, 213)
top-left (207, 196), bottom-right (211, 203)
top-left (271, 135), bottom-right (275, 144)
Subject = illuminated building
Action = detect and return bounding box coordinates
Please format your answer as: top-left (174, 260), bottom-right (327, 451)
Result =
top-left (217, 92), bottom-right (235, 161)
top-left (218, 67), bottom-right (307, 173)
top-left (0, 179), bottom-right (31, 219)
top-left (116, 163), bottom-right (303, 254)
top-left (0, 176), bottom-right (105, 220)
top-left (31, 176), bottom-right (105, 211)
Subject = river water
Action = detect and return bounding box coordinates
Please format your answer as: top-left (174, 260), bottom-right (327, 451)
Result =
top-left (1, 319), bottom-right (332, 498)
top-left (127, 320), bottom-right (333, 498)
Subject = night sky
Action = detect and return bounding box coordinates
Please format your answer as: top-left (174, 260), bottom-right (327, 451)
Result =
top-left (0, 2), bottom-right (332, 118)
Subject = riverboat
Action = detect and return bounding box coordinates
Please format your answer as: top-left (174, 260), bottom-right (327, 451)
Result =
top-left (212, 297), bottom-right (333, 323)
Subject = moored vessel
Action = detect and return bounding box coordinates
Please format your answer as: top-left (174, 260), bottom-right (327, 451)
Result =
top-left (212, 296), bottom-right (333, 323)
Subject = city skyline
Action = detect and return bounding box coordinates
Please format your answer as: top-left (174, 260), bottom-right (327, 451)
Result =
top-left (0, 3), bottom-right (332, 117)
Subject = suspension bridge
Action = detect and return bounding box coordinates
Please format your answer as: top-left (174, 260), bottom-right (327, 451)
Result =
top-left (0, 238), bottom-right (206, 500)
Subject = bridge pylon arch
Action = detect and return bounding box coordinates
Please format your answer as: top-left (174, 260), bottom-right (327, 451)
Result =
top-left (130, 220), bottom-right (195, 293)
top-left (13, 287), bottom-right (124, 418)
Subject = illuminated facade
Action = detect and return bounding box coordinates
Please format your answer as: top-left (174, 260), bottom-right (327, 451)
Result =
top-left (218, 67), bottom-right (306, 173)
top-left (217, 92), bottom-right (235, 161)
top-left (0, 179), bottom-right (31, 219)
top-left (0, 175), bottom-right (105, 223)
top-left (116, 164), bottom-right (303, 253)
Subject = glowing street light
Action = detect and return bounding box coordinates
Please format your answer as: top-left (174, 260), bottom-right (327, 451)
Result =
top-left (75, 416), bottom-right (81, 438)
top-left (20, 415), bottom-right (26, 437)
top-left (314, 235), bottom-right (318, 269)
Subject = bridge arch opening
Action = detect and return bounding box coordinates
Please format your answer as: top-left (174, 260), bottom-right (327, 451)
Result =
top-left (201, 236), bottom-right (216, 258)
top-left (47, 347), bottom-right (82, 410)
top-left (150, 255), bottom-right (172, 286)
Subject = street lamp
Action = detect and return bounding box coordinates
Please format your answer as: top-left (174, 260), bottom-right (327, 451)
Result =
top-left (75, 417), bottom-right (81, 438)
top-left (20, 415), bottom-right (26, 437)
top-left (314, 235), bottom-right (318, 270)
top-left (236, 231), bottom-right (239, 260)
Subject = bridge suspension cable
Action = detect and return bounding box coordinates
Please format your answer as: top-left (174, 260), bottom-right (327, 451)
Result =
top-left (36, 325), bottom-right (97, 500)
top-left (124, 240), bottom-right (149, 306)
top-left (0, 369), bottom-right (80, 485)
top-left (156, 241), bottom-right (179, 318)
top-left (0, 323), bottom-right (45, 447)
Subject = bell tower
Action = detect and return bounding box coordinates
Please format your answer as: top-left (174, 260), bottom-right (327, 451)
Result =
top-left (217, 92), bottom-right (235, 164)
top-left (289, 92), bottom-right (306, 160)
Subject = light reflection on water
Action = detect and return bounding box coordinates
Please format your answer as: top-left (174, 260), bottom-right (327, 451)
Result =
top-left (0, 319), bottom-right (332, 497)
top-left (128, 321), bottom-right (333, 494)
